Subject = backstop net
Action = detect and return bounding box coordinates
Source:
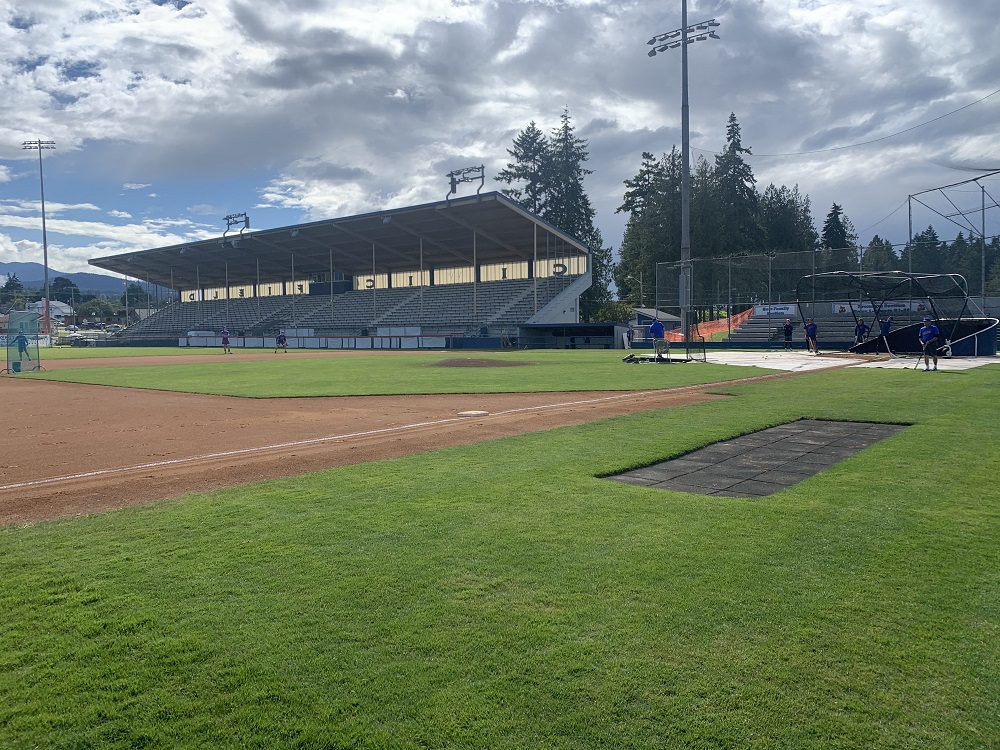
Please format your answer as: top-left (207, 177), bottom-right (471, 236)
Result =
top-left (4, 311), bottom-right (41, 374)
top-left (655, 250), bottom-right (849, 320)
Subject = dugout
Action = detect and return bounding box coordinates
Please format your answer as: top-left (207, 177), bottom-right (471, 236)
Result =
top-left (518, 323), bottom-right (626, 350)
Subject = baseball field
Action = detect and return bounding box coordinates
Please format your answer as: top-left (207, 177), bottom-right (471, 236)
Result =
top-left (1, 348), bottom-right (997, 749)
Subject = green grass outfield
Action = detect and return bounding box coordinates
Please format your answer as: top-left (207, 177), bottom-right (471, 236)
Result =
top-left (25, 350), bottom-right (775, 397)
top-left (1, 364), bottom-right (998, 748)
top-left (41, 346), bottom-right (218, 360)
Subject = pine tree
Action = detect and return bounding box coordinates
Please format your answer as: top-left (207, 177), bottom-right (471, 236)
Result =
top-left (616, 150), bottom-right (681, 308)
top-left (760, 184), bottom-right (817, 254)
top-left (861, 235), bottom-right (898, 272)
top-left (495, 110), bottom-right (610, 321)
top-left (714, 113), bottom-right (762, 256)
top-left (944, 232), bottom-right (981, 291)
top-left (495, 121), bottom-right (551, 214)
top-left (761, 184), bottom-right (819, 300)
top-left (544, 109), bottom-right (596, 240)
top-left (901, 226), bottom-right (944, 274)
top-left (580, 228), bottom-right (614, 320)
top-left (820, 203), bottom-right (858, 271)
top-left (986, 251), bottom-right (1000, 296)
top-left (1, 273), bottom-right (25, 307)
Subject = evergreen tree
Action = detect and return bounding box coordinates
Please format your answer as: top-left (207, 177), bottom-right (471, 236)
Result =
top-left (820, 203), bottom-right (858, 271)
top-left (2, 273), bottom-right (23, 293)
top-left (495, 110), bottom-right (609, 321)
top-left (50, 277), bottom-right (82, 305)
top-left (761, 184), bottom-right (819, 300)
top-left (544, 109), bottom-right (596, 240)
top-left (615, 150), bottom-right (681, 308)
top-left (495, 121), bottom-right (551, 214)
top-left (120, 283), bottom-right (146, 307)
top-left (986, 250), bottom-right (1000, 296)
top-left (985, 235), bottom-right (1000, 295)
top-left (901, 226), bottom-right (944, 274)
top-left (579, 228), bottom-right (614, 321)
top-left (689, 155), bottom-right (722, 259)
top-left (714, 113), bottom-right (762, 256)
top-left (944, 232), bottom-right (983, 293)
top-left (1, 273), bottom-right (25, 307)
top-left (760, 184), bottom-right (818, 254)
top-left (618, 152), bottom-right (664, 216)
top-left (861, 235), bottom-right (898, 272)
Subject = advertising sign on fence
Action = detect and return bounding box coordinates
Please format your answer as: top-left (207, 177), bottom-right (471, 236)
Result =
top-left (830, 300), bottom-right (923, 315)
top-left (754, 304), bottom-right (798, 316)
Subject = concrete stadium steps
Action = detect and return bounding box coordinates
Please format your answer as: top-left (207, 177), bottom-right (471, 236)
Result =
top-left (123, 276), bottom-right (580, 339)
top-left (728, 315), bottom-right (870, 346)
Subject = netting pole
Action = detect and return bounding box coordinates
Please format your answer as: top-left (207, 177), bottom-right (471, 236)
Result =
top-left (982, 184), bottom-right (987, 306)
top-left (727, 256), bottom-right (732, 339)
top-left (908, 196), bottom-right (913, 319)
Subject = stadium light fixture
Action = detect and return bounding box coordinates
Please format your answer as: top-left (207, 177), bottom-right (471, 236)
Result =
top-left (22, 138), bottom-right (56, 335)
top-left (646, 1), bottom-right (720, 348)
top-left (224, 212), bottom-right (250, 239)
top-left (445, 165), bottom-right (485, 201)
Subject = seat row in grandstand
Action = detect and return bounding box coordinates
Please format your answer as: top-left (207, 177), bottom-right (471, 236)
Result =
top-left (726, 310), bottom-right (927, 345)
top-left (123, 277), bottom-right (576, 339)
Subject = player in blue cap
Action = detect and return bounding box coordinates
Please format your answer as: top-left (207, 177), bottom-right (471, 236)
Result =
top-left (917, 316), bottom-right (940, 371)
top-left (804, 317), bottom-right (818, 354)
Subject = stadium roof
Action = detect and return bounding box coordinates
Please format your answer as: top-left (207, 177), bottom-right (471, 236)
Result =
top-left (89, 191), bottom-right (591, 290)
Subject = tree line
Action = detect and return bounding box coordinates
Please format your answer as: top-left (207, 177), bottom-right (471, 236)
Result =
top-left (1, 273), bottom-right (159, 321)
top-left (496, 111), bottom-right (1000, 320)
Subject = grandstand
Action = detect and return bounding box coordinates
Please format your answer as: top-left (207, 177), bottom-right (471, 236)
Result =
top-left (89, 193), bottom-right (591, 346)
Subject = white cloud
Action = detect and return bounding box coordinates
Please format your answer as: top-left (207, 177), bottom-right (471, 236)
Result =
top-left (0, 0), bottom-right (997, 271)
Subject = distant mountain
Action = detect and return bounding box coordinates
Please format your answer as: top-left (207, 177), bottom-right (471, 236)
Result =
top-left (0, 261), bottom-right (129, 294)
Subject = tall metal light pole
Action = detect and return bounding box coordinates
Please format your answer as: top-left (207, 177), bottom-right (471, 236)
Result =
top-left (647, 5), bottom-right (719, 349)
top-left (627, 272), bottom-right (644, 307)
top-left (23, 139), bottom-right (56, 334)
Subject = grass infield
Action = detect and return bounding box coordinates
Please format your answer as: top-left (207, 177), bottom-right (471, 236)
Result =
top-left (25, 350), bottom-right (776, 397)
top-left (1, 363), bottom-right (998, 748)
top-left (40, 346), bottom-right (220, 360)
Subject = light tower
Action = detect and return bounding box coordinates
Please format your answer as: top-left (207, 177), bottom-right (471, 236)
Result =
top-left (647, 3), bottom-right (720, 349)
top-left (22, 138), bottom-right (56, 334)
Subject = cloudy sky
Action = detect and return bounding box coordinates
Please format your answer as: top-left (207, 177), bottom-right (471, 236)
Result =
top-left (1, 0), bottom-right (998, 283)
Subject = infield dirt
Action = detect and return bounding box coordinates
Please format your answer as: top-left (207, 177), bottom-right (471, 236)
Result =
top-left (2, 352), bottom-right (739, 524)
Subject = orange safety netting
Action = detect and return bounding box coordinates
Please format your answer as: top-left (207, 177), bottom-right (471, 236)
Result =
top-left (664, 307), bottom-right (755, 341)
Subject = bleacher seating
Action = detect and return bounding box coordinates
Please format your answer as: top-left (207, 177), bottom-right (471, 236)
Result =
top-left (727, 311), bottom-right (891, 347)
top-left (122, 276), bottom-right (579, 339)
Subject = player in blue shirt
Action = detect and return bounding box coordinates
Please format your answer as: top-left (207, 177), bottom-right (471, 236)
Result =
top-left (221, 327), bottom-right (232, 354)
top-left (648, 318), bottom-right (667, 358)
top-left (854, 318), bottom-right (868, 345)
top-left (918, 316), bottom-right (940, 371)
top-left (13, 332), bottom-right (31, 361)
top-left (804, 318), bottom-right (818, 354)
top-left (275, 330), bottom-right (288, 353)
top-left (877, 316), bottom-right (893, 355)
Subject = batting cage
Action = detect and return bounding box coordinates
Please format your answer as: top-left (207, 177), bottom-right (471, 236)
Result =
top-left (4, 311), bottom-right (41, 374)
top-left (795, 271), bottom-right (998, 356)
